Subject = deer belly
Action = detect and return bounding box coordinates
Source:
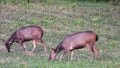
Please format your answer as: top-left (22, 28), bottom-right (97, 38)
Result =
top-left (74, 45), bottom-right (85, 49)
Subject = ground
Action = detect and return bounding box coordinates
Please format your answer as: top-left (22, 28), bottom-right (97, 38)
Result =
top-left (0, 0), bottom-right (120, 68)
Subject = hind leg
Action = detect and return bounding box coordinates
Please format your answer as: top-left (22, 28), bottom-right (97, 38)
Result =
top-left (31, 40), bottom-right (37, 53)
top-left (70, 51), bottom-right (74, 61)
top-left (37, 40), bottom-right (48, 56)
top-left (87, 44), bottom-right (95, 60)
top-left (93, 45), bottom-right (99, 59)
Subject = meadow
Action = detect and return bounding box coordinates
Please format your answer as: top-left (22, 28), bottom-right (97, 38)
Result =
top-left (0, 0), bottom-right (120, 68)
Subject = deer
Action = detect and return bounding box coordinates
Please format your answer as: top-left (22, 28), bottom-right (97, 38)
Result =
top-left (5, 25), bottom-right (47, 55)
top-left (49, 31), bottom-right (99, 61)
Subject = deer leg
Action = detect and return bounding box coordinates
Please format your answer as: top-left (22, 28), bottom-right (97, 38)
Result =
top-left (19, 42), bottom-right (28, 52)
top-left (90, 46), bottom-right (95, 60)
top-left (87, 44), bottom-right (95, 60)
top-left (38, 40), bottom-right (48, 56)
top-left (22, 43), bottom-right (28, 52)
top-left (60, 50), bottom-right (67, 61)
top-left (93, 45), bottom-right (99, 59)
top-left (70, 51), bottom-right (74, 61)
top-left (32, 40), bottom-right (37, 53)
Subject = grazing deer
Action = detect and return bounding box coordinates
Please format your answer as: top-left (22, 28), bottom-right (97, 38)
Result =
top-left (49, 31), bottom-right (99, 61)
top-left (5, 25), bottom-right (47, 55)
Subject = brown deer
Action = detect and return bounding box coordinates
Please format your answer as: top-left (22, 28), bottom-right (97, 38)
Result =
top-left (49, 31), bottom-right (99, 61)
top-left (5, 25), bottom-right (47, 55)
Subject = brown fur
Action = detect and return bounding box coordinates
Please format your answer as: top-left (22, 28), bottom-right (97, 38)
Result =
top-left (49, 31), bottom-right (99, 61)
top-left (5, 25), bottom-right (47, 54)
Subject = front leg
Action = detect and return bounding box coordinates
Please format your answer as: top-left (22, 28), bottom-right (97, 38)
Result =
top-left (60, 50), bottom-right (67, 61)
top-left (23, 43), bottom-right (29, 52)
top-left (19, 42), bottom-right (28, 53)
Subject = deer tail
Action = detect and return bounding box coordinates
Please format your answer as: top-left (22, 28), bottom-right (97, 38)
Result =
top-left (96, 34), bottom-right (98, 41)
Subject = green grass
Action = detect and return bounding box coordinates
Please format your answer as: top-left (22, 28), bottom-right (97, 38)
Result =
top-left (0, 0), bottom-right (120, 68)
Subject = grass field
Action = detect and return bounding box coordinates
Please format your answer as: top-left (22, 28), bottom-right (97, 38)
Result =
top-left (0, 0), bottom-right (120, 68)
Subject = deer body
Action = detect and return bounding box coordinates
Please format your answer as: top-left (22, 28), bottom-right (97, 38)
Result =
top-left (49, 31), bottom-right (99, 61)
top-left (5, 25), bottom-right (47, 54)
